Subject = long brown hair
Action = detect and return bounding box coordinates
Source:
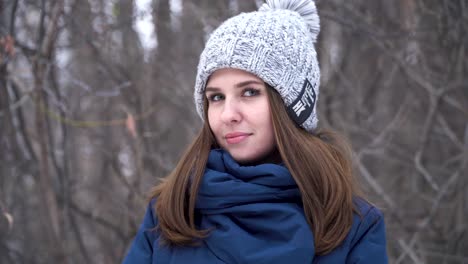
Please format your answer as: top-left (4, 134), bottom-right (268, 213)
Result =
top-left (150, 86), bottom-right (362, 255)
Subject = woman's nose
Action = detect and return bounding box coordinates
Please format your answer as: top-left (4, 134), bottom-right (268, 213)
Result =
top-left (220, 98), bottom-right (241, 124)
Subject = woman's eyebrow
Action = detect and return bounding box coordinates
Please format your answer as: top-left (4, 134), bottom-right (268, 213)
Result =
top-left (234, 80), bottom-right (263, 88)
top-left (205, 87), bottom-right (220, 93)
top-left (205, 80), bottom-right (263, 92)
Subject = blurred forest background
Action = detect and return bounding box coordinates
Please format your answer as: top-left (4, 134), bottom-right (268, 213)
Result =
top-left (0, 0), bottom-right (467, 263)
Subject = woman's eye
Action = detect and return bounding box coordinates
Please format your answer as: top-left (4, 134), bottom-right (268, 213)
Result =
top-left (243, 88), bottom-right (260, 97)
top-left (208, 94), bottom-right (224, 102)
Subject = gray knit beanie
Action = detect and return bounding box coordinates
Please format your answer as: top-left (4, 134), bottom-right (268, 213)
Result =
top-left (194, 0), bottom-right (321, 132)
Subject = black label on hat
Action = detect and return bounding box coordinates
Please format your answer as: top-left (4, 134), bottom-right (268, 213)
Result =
top-left (286, 79), bottom-right (316, 125)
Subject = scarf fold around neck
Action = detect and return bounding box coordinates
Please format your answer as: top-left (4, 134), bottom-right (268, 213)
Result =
top-left (195, 149), bottom-right (315, 264)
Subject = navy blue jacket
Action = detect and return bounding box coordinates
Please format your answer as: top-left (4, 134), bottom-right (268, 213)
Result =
top-left (123, 149), bottom-right (388, 263)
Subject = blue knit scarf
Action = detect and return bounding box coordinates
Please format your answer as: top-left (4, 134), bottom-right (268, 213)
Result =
top-left (195, 149), bottom-right (315, 264)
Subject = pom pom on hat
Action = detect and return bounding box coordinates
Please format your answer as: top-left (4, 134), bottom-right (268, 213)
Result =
top-left (259, 0), bottom-right (320, 43)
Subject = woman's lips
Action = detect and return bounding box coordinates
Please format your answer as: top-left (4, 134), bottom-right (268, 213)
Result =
top-left (225, 132), bottom-right (251, 144)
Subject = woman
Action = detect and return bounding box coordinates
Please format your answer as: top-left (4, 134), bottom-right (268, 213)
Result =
top-left (123, 0), bottom-right (388, 263)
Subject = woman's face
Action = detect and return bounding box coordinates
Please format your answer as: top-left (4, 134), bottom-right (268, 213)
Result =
top-left (205, 68), bottom-right (276, 165)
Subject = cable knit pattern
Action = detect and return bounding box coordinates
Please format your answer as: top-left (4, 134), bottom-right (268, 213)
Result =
top-left (194, 0), bottom-right (321, 132)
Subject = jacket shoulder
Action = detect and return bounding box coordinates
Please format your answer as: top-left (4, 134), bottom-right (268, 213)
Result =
top-left (346, 197), bottom-right (388, 263)
top-left (121, 198), bottom-right (159, 263)
top-left (354, 197), bottom-right (383, 219)
top-left (352, 197), bottom-right (385, 235)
